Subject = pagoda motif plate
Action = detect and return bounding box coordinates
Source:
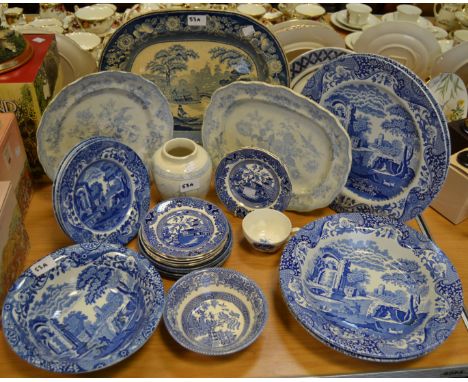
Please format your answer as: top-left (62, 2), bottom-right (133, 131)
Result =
top-left (163, 268), bottom-right (268, 355)
top-left (99, 10), bottom-right (289, 142)
top-left (53, 137), bottom-right (150, 245)
top-left (37, 71), bottom-right (173, 180)
top-left (302, 54), bottom-right (450, 222)
top-left (289, 47), bottom-right (353, 93)
top-left (2, 242), bottom-right (165, 373)
top-left (279, 213), bottom-right (463, 361)
top-left (203, 81), bottom-right (351, 212)
top-left (141, 197), bottom-right (229, 258)
top-left (215, 148), bottom-right (292, 217)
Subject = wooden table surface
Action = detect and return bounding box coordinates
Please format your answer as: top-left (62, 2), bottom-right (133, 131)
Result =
top-left (0, 181), bottom-right (467, 377)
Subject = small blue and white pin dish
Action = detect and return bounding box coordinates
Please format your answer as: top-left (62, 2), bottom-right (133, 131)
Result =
top-left (141, 197), bottom-right (229, 259)
top-left (163, 268), bottom-right (268, 355)
top-left (53, 137), bottom-right (151, 245)
top-left (2, 242), bottom-right (165, 373)
top-left (242, 208), bottom-right (298, 253)
top-left (215, 147), bottom-right (292, 218)
top-left (279, 213), bottom-right (463, 362)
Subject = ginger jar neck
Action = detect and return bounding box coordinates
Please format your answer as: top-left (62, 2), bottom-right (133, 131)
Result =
top-left (161, 138), bottom-right (198, 163)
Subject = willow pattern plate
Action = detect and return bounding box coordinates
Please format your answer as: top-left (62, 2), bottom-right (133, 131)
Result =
top-left (100, 10), bottom-right (289, 142)
top-left (302, 54), bottom-right (450, 222)
top-left (37, 71), bottom-right (173, 180)
top-left (203, 81), bottom-right (351, 212)
top-left (279, 213), bottom-right (463, 361)
top-left (163, 268), bottom-right (268, 355)
top-left (215, 148), bottom-right (292, 217)
top-left (53, 137), bottom-right (150, 245)
top-left (2, 242), bottom-right (165, 373)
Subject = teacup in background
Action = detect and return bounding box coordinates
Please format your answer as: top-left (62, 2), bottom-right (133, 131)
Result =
top-left (4, 7), bottom-right (23, 25)
top-left (346, 3), bottom-right (372, 27)
top-left (74, 5), bottom-right (115, 35)
top-left (395, 4), bottom-right (422, 22)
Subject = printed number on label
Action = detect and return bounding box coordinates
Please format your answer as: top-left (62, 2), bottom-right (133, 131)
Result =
top-left (188, 15), bottom-right (207, 26)
top-left (31, 256), bottom-right (56, 276)
top-left (180, 179), bottom-right (200, 192)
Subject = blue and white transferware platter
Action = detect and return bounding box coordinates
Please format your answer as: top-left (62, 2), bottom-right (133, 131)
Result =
top-left (163, 268), bottom-right (268, 355)
top-left (53, 137), bottom-right (151, 245)
top-left (100, 10), bottom-right (289, 142)
top-left (289, 47), bottom-right (353, 93)
top-left (37, 71), bottom-right (173, 180)
top-left (279, 213), bottom-right (463, 362)
top-left (302, 54), bottom-right (451, 222)
top-left (203, 81), bottom-right (351, 212)
top-left (2, 242), bottom-right (165, 373)
top-left (142, 197), bottom-right (229, 258)
top-left (215, 148), bottom-right (292, 217)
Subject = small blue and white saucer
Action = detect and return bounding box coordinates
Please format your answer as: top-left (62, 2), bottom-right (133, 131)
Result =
top-left (163, 268), bottom-right (268, 355)
top-left (141, 197), bottom-right (229, 258)
top-left (215, 148), bottom-right (292, 218)
top-left (53, 137), bottom-right (151, 245)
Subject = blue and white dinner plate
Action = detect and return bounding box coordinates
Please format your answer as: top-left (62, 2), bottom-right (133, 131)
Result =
top-left (2, 242), bottom-right (165, 373)
top-left (279, 213), bottom-right (463, 362)
top-left (215, 148), bottom-right (292, 218)
top-left (302, 54), bottom-right (451, 222)
top-left (53, 137), bottom-right (151, 245)
top-left (141, 197), bottom-right (229, 259)
top-left (163, 268), bottom-right (268, 355)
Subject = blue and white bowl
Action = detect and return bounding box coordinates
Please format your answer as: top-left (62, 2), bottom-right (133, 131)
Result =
top-left (163, 268), bottom-right (268, 355)
top-left (2, 242), bottom-right (165, 373)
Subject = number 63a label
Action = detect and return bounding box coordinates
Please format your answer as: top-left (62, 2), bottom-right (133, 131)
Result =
top-left (188, 15), bottom-right (207, 26)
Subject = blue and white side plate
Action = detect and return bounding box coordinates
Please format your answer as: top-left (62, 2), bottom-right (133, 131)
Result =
top-left (203, 81), bottom-right (352, 212)
top-left (302, 54), bottom-right (451, 222)
top-left (142, 197), bottom-right (229, 258)
top-left (279, 213), bottom-right (463, 362)
top-left (289, 47), bottom-right (353, 93)
top-left (53, 137), bottom-right (151, 245)
top-left (215, 148), bottom-right (292, 218)
top-left (37, 71), bottom-right (173, 180)
top-left (2, 242), bottom-right (165, 373)
top-left (163, 268), bottom-right (268, 355)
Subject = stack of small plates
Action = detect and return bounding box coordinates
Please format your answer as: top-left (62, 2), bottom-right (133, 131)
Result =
top-left (138, 197), bottom-right (232, 278)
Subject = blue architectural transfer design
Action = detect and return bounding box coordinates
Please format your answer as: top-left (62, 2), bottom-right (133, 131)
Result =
top-left (302, 54), bottom-right (450, 222)
top-left (279, 213), bottom-right (463, 362)
top-left (215, 148), bottom-right (292, 217)
top-left (2, 243), bottom-right (165, 373)
top-left (164, 268), bottom-right (268, 355)
top-left (53, 137), bottom-right (150, 245)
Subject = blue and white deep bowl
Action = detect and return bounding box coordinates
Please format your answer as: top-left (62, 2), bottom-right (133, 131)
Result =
top-left (2, 243), bottom-right (165, 373)
top-left (163, 268), bottom-right (268, 355)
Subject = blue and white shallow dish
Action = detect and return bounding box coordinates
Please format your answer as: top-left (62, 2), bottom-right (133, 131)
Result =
top-left (163, 268), bottom-right (268, 355)
top-left (2, 242), bottom-right (165, 373)
top-left (53, 137), bottom-right (150, 245)
top-left (141, 197), bottom-right (229, 258)
top-left (37, 71), bottom-right (173, 180)
top-left (203, 81), bottom-right (352, 212)
top-left (279, 213), bottom-right (463, 362)
top-left (215, 148), bottom-right (292, 218)
top-left (302, 54), bottom-right (450, 222)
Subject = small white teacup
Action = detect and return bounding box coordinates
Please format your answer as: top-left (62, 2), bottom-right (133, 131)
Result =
top-left (395, 4), bottom-right (422, 22)
top-left (75, 5), bottom-right (115, 35)
top-left (242, 209), bottom-right (298, 253)
top-left (346, 3), bottom-right (372, 27)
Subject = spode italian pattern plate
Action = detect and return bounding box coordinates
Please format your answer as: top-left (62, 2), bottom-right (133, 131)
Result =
top-left (142, 197), bottom-right (229, 258)
top-left (215, 148), bottom-right (292, 217)
top-left (302, 54), bottom-right (450, 222)
top-left (163, 268), bottom-right (268, 355)
top-left (2, 242), bottom-right (165, 373)
top-left (53, 137), bottom-right (150, 245)
top-left (279, 213), bottom-right (463, 361)
top-left (37, 71), bottom-right (173, 180)
top-left (100, 10), bottom-right (289, 141)
top-left (203, 81), bottom-right (352, 212)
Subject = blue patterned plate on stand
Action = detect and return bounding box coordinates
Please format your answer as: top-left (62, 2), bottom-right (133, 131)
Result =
top-left (53, 137), bottom-right (151, 245)
top-left (279, 213), bottom-right (463, 362)
top-left (163, 268), bottom-right (268, 355)
top-left (2, 242), bottom-right (165, 373)
top-left (215, 148), bottom-right (292, 218)
top-left (302, 54), bottom-right (451, 222)
top-left (141, 197), bottom-right (229, 259)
